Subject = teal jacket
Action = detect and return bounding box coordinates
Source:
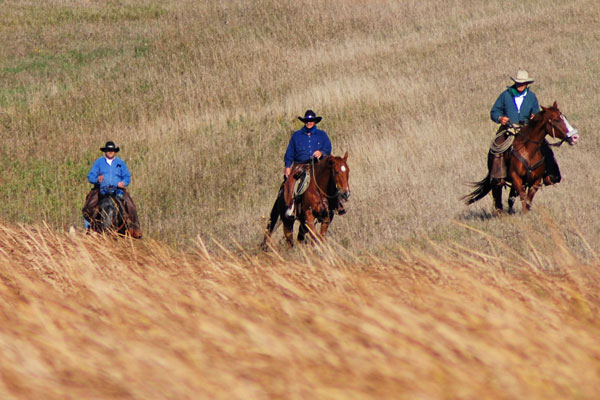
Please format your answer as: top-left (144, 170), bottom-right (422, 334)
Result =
top-left (490, 87), bottom-right (539, 124)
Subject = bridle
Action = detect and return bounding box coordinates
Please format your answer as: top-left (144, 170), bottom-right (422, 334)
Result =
top-left (547, 115), bottom-right (568, 147)
top-left (310, 157), bottom-right (348, 200)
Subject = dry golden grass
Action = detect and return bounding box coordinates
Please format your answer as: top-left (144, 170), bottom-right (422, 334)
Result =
top-left (0, 223), bottom-right (599, 399)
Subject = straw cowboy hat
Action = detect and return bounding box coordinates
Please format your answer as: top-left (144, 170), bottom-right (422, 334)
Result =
top-left (511, 70), bottom-right (534, 84)
top-left (298, 110), bottom-right (322, 124)
top-left (100, 141), bottom-right (120, 153)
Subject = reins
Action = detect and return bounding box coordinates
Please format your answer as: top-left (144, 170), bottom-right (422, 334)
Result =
top-left (310, 157), bottom-right (343, 200)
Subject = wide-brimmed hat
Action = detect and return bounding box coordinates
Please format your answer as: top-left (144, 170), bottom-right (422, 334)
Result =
top-left (511, 70), bottom-right (534, 84)
top-left (100, 141), bottom-right (120, 153)
top-left (298, 110), bottom-right (322, 124)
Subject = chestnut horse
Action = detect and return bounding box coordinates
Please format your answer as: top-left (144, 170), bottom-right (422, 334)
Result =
top-left (463, 101), bottom-right (578, 213)
top-left (262, 152), bottom-right (350, 248)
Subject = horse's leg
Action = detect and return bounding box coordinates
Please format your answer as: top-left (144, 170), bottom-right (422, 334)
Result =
top-left (319, 213), bottom-right (331, 239)
top-left (297, 219), bottom-right (307, 243)
top-left (261, 193), bottom-right (284, 250)
top-left (282, 219), bottom-right (294, 247)
top-left (525, 178), bottom-right (543, 211)
top-left (304, 211), bottom-right (319, 243)
top-left (511, 175), bottom-right (529, 213)
top-left (508, 186), bottom-right (518, 214)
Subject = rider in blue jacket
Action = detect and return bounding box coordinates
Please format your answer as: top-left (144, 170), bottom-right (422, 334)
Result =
top-left (82, 141), bottom-right (142, 238)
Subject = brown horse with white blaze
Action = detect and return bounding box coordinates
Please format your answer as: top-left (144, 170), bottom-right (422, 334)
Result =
top-left (262, 152), bottom-right (350, 248)
top-left (463, 101), bottom-right (579, 213)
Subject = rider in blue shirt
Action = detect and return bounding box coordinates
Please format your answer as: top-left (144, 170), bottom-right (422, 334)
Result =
top-left (82, 141), bottom-right (142, 238)
top-left (283, 110), bottom-right (344, 216)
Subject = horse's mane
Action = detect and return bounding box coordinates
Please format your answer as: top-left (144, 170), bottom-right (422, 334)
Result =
top-left (519, 107), bottom-right (555, 139)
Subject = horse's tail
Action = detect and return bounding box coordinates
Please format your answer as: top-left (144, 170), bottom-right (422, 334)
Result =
top-left (462, 172), bottom-right (492, 205)
top-left (261, 186), bottom-right (285, 250)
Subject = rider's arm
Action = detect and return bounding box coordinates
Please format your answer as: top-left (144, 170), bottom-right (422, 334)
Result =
top-left (283, 135), bottom-right (296, 169)
top-left (527, 92), bottom-right (540, 119)
top-left (490, 92), bottom-right (507, 124)
top-left (119, 161), bottom-right (131, 187)
top-left (87, 159), bottom-right (102, 184)
top-left (321, 132), bottom-right (332, 156)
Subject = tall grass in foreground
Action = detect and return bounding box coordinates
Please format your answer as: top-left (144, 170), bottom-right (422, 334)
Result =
top-left (0, 222), bottom-right (598, 399)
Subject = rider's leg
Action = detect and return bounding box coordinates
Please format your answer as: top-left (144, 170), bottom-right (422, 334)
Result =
top-left (122, 189), bottom-right (142, 238)
top-left (541, 141), bottom-right (561, 185)
top-left (82, 188), bottom-right (100, 229)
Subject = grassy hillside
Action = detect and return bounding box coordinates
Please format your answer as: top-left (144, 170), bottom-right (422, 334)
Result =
top-left (0, 224), bottom-right (598, 399)
top-left (1, 0), bottom-right (599, 253)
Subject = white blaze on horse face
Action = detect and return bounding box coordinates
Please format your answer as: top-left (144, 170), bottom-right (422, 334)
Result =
top-left (341, 166), bottom-right (346, 172)
top-left (562, 115), bottom-right (579, 145)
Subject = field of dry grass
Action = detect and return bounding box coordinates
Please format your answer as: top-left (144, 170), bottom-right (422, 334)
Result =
top-left (0, 224), bottom-right (599, 399)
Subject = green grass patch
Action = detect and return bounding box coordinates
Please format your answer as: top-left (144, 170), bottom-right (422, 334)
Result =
top-left (0, 4), bottom-right (167, 27)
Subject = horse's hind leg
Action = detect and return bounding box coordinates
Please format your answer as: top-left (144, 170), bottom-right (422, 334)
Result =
top-left (261, 192), bottom-right (284, 250)
top-left (282, 218), bottom-right (295, 247)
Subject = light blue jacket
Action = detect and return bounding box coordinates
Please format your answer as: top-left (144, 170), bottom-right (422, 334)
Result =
top-left (87, 156), bottom-right (131, 189)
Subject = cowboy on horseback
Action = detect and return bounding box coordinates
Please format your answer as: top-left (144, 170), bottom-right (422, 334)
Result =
top-left (82, 141), bottom-right (142, 238)
top-left (490, 70), bottom-right (560, 186)
top-left (283, 110), bottom-right (345, 217)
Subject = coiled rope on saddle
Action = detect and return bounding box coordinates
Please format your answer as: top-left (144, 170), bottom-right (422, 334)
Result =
top-left (489, 124), bottom-right (520, 154)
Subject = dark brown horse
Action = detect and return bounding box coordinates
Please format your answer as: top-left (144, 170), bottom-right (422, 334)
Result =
top-left (463, 101), bottom-right (578, 213)
top-left (262, 152), bottom-right (350, 248)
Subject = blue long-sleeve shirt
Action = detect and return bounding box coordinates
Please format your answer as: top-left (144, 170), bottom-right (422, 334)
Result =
top-left (490, 87), bottom-right (540, 124)
top-left (284, 126), bottom-right (332, 167)
top-left (87, 156), bottom-right (131, 189)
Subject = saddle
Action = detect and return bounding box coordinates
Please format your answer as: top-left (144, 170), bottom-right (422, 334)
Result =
top-left (291, 165), bottom-right (311, 198)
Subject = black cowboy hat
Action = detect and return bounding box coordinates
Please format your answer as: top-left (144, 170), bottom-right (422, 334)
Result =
top-left (100, 141), bottom-right (120, 153)
top-left (298, 109), bottom-right (322, 124)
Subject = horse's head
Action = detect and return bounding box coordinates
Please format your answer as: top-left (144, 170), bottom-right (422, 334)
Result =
top-left (96, 194), bottom-right (126, 234)
top-left (540, 101), bottom-right (579, 146)
top-left (328, 151), bottom-right (350, 200)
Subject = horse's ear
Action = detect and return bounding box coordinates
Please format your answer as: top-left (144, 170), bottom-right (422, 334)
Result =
top-left (552, 100), bottom-right (558, 109)
top-left (343, 151), bottom-right (348, 161)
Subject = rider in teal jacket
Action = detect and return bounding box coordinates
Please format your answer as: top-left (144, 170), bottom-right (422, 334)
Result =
top-left (490, 70), bottom-right (560, 185)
